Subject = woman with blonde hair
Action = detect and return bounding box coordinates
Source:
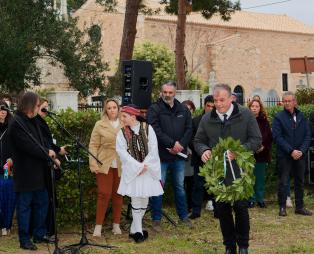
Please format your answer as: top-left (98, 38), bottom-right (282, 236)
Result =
top-left (89, 99), bottom-right (123, 237)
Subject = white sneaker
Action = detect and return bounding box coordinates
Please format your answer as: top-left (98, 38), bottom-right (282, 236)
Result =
top-left (2, 228), bottom-right (7, 236)
top-left (93, 225), bottom-right (102, 237)
top-left (286, 197), bottom-right (293, 208)
top-left (112, 223), bottom-right (122, 235)
top-left (205, 200), bottom-right (214, 211)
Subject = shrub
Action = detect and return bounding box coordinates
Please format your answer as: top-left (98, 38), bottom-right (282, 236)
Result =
top-left (295, 88), bottom-right (314, 105)
top-left (46, 109), bottom-right (100, 227)
top-left (48, 104), bottom-right (314, 226)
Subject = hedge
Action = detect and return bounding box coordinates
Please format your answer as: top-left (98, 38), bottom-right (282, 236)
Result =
top-left (48, 104), bottom-right (314, 226)
top-left (46, 109), bottom-right (100, 227)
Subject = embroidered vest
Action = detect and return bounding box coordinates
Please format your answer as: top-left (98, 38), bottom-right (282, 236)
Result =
top-left (122, 122), bottom-right (149, 162)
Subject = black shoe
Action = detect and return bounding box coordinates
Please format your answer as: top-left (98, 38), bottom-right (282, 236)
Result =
top-left (20, 242), bottom-right (38, 251)
top-left (295, 208), bottom-right (313, 216)
top-left (213, 210), bottom-right (219, 219)
top-left (143, 230), bottom-right (148, 240)
top-left (33, 235), bottom-right (55, 244)
top-left (129, 232), bottom-right (145, 243)
top-left (129, 231), bottom-right (148, 241)
top-left (225, 247), bottom-right (237, 254)
top-left (239, 247), bottom-right (248, 254)
top-left (189, 213), bottom-right (200, 220)
top-left (279, 207), bottom-right (287, 216)
top-left (257, 201), bottom-right (266, 208)
top-left (248, 201), bottom-right (255, 208)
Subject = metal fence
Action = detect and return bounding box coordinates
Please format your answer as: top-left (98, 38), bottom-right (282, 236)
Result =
top-left (78, 97), bottom-right (283, 112)
top-left (244, 98), bottom-right (282, 107)
top-left (78, 104), bottom-right (103, 112)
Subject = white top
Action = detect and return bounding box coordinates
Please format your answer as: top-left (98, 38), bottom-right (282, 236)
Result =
top-left (116, 123), bottom-right (164, 198)
top-left (216, 104), bottom-right (234, 121)
top-left (110, 119), bottom-right (120, 168)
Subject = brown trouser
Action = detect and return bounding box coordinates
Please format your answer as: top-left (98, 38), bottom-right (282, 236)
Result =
top-left (95, 168), bottom-right (123, 224)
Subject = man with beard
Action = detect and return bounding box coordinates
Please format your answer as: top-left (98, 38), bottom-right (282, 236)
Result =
top-left (147, 81), bottom-right (193, 232)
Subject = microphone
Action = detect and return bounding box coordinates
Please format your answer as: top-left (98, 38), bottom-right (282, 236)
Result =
top-left (41, 108), bottom-right (57, 115)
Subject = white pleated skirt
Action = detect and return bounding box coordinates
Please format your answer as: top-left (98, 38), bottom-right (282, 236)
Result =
top-left (117, 173), bottom-right (164, 198)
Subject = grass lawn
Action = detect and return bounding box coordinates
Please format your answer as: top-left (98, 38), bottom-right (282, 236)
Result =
top-left (1, 195), bottom-right (314, 254)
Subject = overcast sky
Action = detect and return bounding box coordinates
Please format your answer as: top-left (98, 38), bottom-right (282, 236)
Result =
top-left (239, 0), bottom-right (314, 26)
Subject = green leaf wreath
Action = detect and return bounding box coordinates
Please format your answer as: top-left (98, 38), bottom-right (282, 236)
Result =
top-left (199, 137), bottom-right (256, 203)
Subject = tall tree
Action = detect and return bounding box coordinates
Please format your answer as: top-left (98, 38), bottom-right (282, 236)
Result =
top-left (119, 0), bottom-right (142, 62)
top-left (162, 0), bottom-right (241, 90)
top-left (97, 0), bottom-right (160, 95)
top-left (0, 0), bottom-right (108, 96)
top-left (176, 0), bottom-right (187, 90)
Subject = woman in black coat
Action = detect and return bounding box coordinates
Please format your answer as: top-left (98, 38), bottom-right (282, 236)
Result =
top-left (248, 99), bottom-right (273, 208)
top-left (0, 100), bottom-right (16, 236)
top-left (8, 92), bottom-right (57, 250)
top-left (35, 98), bottom-right (66, 237)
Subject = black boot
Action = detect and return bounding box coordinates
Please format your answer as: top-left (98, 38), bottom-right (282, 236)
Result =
top-left (225, 246), bottom-right (237, 254)
top-left (129, 232), bottom-right (145, 243)
top-left (279, 207), bottom-right (287, 216)
top-left (239, 247), bottom-right (248, 254)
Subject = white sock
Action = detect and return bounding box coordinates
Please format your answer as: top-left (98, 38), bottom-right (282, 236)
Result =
top-left (93, 224), bottom-right (102, 237)
top-left (2, 228), bottom-right (7, 236)
top-left (112, 223), bottom-right (122, 235)
top-left (130, 197), bottom-right (148, 234)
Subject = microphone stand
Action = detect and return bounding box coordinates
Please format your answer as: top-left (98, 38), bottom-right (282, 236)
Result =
top-left (46, 112), bottom-right (114, 253)
top-left (13, 114), bottom-right (63, 254)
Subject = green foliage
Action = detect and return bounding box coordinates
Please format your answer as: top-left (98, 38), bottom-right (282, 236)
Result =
top-left (88, 25), bottom-right (102, 44)
top-left (161, 0), bottom-right (241, 20)
top-left (296, 88), bottom-right (314, 105)
top-left (133, 42), bottom-right (176, 99)
top-left (46, 104), bottom-right (314, 226)
top-left (199, 137), bottom-right (255, 203)
top-left (0, 0), bottom-right (108, 96)
top-left (133, 42), bottom-right (206, 99)
top-left (186, 73), bottom-right (207, 91)
top-left (96, 0), bottom-right (119, 12)
top-left (96, 0), bottom-right (161, 15)
top-left (46, 109), bottom-right (101, 226)
top-left (68, 0), bottom-right (87, 12)
top-left (195, 104), bottom-right (314, 196)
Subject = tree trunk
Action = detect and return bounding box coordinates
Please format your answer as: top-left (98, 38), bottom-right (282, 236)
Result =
top-left (110, 0), bottom-right (140, 96)
top-left (119, 0), bottom-right (141, 61)
top-left (175, 0), bottom-right (187, 90)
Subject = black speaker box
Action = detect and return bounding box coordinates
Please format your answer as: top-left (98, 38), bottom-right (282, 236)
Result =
top-left (122, 60), bottom-right (152, 109)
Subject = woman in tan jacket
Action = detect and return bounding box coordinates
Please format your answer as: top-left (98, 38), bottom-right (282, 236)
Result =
top-left (89, 99), bottom-right (123, 237)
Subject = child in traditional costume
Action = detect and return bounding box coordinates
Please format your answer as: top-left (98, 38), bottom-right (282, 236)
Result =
top-left (116, 105), bottom-right (163, 243)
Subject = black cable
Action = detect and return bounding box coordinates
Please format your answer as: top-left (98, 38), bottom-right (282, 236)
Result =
top-left (242, 0), bottom-right (293, 10)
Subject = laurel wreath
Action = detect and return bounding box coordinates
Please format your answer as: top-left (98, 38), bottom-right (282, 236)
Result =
top-left (199, 137), bottom-right (256, 203)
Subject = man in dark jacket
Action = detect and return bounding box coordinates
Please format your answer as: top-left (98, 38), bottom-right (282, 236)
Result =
top-left (8, 92), bottom-right (56, 250)
top-left (272, 91), bottom-right (312, 217)
top-left (194, 84), bottom-right (262, 254)
top-left (189, 95), bottom-right (214, 219)
top-left (147, 81), bottom-right (193, 231)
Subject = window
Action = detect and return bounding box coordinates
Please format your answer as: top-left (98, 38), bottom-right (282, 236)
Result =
top-left (282, 73), bottom-right (288, 91)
